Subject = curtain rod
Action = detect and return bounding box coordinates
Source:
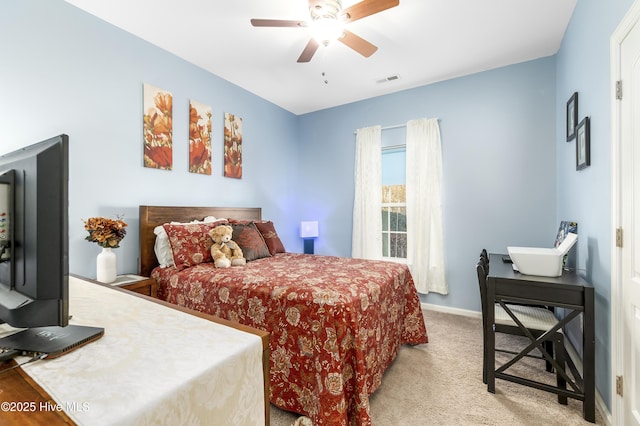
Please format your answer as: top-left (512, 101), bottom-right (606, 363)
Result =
top-left (382, 144), bottom-right (405, 151)
top-left (354, 124), bottom-right (407, 150)
top-left (380, 124), bottom-right (406, 131)
top-left (353, 123), bottom-right (406, 135)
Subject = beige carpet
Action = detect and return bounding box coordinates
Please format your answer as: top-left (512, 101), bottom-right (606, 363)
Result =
top-left (270, 308), bottom-right (604, 425)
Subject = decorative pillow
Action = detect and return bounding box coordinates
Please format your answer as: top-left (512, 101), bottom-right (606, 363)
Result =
top-left (163, 219), bottom-right (227, 270)
top-left (254, 220), bottom-right (286, 255)
top-left (227, 218), bottom-right (254, 225)
top-left (153, 217), bottom-right (222, 268)
top-left (231, 223), bottom-right (271, 261)
top-left (154, 225), bottom-right (175, 267)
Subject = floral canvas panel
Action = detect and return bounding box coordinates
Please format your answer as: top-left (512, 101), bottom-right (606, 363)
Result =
top-left (143, 83), bottom-right (173, 170)
top-left (224, 112), bottom-right (242, 179)
top-left (189, 100), bottom-right (212, 175)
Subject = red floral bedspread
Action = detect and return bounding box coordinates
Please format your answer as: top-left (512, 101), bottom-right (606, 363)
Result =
top-left (152, 253), bottom-right (428, 425)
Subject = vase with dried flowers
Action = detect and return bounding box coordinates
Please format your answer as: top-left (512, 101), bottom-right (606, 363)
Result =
top-left (83, 216), bottom-right (127, 283)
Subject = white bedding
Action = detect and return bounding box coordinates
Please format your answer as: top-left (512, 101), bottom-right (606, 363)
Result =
top-left (5, 276), bottom-right (264, 425)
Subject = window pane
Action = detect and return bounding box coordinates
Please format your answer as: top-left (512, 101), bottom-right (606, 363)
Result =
top-left (382, 185), bottom-right (406, 203)
top-left (389, 233), bottom-right (398, 257)
top-left (385, 207), bottom-right (406, 232)
top-left (382, 148), bottom-right (406, 185)
top-left (397, 208), bottom-right (406, 231)
top-left (382, 186), bottom-right (390, 203)
top-left (390, 210), bottom-right (398, 230)
top-left (382, 209), bottom-right (389, 231)
top-left (389, 233), bottom-right (407, 258)
top-left (382, 232), bottom-right (389, 257)
top-left (397, 233), bottom-right (408, 258)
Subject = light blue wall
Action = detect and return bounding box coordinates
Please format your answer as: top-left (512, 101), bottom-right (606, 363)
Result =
top-left (0, 0), bottom-right (299, 279)
top-left (297, 57), bottom-right (558, 312)
top-left (2, 0), bottom-right (634, 414)
top-left (555, 0), bottom-right (634, 411)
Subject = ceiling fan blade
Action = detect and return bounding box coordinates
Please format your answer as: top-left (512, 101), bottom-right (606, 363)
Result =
top-left (342, 0), bottom-right (399, 23)
top-left (297, 39), bottom-right (320, 63)
top-left (339, 30), bottom-right (378, 57)
top-left (250, 19), bottom-right (307, 27)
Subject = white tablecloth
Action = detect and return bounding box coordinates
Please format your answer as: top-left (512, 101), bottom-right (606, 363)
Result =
top-left (6, 276), bottom-right (265, 425)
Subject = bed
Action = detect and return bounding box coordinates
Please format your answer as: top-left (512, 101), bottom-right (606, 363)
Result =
top-left (139, 205), bottom-right (428, 426)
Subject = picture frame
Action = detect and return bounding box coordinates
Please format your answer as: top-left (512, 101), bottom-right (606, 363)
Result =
top-left (554, 221), bottom-right (577, 249)
top-left (566, 92), bottom-right (578, 141)
top-left (554, 221), bottom-right (578, 269)
top-left (576, 116), bottom-right (590, 170)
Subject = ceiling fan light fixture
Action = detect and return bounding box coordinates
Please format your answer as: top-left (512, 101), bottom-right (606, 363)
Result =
top-left (310, 0), bottom-right (343, 20)
top-left (251, 0), bottom-right (398, 62)
top-left (309, 17), bottom-right (345, 44)
top-left (308, 0), bottom-right (344, 44)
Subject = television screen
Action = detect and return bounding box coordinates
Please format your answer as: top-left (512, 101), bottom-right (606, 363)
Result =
top-left (0, 135), bottom-right (103, 359)
top-left (0, 134), bottom-right (69, 328)
top-left (0, 169), bottom-right (14, 286)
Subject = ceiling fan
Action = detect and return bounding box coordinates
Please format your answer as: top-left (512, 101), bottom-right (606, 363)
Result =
top-left (251, 0), bottom-right (399, 63)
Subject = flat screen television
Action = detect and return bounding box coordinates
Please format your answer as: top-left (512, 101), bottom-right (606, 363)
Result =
top-left (0, 134), bottom-right (69, 327)
top-left (0, 135), bottom-right (103, 359)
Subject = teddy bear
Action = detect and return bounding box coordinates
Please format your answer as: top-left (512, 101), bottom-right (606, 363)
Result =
top-left (209, 224), bottom-right (246, 268)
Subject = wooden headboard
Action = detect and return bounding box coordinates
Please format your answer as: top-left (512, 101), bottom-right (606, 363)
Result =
top-left (138, 205), bottom-right (262, 277)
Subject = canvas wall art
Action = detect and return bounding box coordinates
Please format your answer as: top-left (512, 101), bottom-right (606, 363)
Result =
top-left (189, 100), bottom-right (212, 175)
top-left (224, 112), bottom-right (243, 179)
top-left (143, 83), bottom-right (173, 170)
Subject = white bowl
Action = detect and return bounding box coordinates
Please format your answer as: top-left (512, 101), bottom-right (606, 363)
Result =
top-left (507, 233), bottom-right (578, 277)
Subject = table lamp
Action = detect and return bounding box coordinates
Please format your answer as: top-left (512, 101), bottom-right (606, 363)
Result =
top-left (300, 221), bottom-right (318, 254)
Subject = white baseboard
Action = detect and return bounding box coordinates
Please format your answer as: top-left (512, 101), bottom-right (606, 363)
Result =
top-left (564, 342), bottom-right (612, 425)
top-left (421, 302), bottom-right (482, 319)
top-left (420, 302), bottom-right (612, 424)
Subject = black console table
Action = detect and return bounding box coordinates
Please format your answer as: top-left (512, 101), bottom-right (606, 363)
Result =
top-left (486, 253), bottom-right (595, 423)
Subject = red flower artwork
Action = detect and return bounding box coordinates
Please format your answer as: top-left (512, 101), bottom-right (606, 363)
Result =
top-left (224, 112), bottom-right (242, 179)
top-left (143, 84), bottom-right (173, 170)
top-left (189, 101), bottom-right (212, 175)
top-left (144, 145), bottom-right (172, 169)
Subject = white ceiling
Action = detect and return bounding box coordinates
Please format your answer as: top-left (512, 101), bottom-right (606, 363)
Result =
top-left (64, 0), bottom-right (577, 115)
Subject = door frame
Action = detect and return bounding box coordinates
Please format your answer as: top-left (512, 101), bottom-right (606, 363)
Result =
top-left (611, 1), bottom-right (640, 424)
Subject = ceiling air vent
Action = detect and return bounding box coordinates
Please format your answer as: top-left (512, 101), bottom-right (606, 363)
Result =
top-left (376, 74), bottom-right (400, 84)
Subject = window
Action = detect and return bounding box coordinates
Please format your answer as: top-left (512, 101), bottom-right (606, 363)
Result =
top-left (382, 185), bottom-right (406, 258)
top-left (382, 146), bottom-right (406, 259)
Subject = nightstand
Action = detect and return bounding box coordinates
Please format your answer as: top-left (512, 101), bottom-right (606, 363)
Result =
top-left (109, 274), bottom-right (158, 298)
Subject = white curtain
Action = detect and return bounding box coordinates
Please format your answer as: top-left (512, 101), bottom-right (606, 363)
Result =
top-left (406, 118), bottom-right (447, 294)
top-left (352, 125), bottom-right (382, 259)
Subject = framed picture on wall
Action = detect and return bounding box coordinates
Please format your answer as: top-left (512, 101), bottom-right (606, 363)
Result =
top-left (566, 92), bottom-right (578, 141)
top-left (576, 116), bottom-right (590, 170)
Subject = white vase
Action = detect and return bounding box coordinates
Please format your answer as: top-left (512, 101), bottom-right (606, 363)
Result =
top-left (96, 247), bottom-right (117, 283)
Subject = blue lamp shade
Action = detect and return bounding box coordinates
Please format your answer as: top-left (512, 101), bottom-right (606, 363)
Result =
top-left (300, 221), bottom-right (318, 254)
top-left (300, 221), bottom-right (319, 239)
